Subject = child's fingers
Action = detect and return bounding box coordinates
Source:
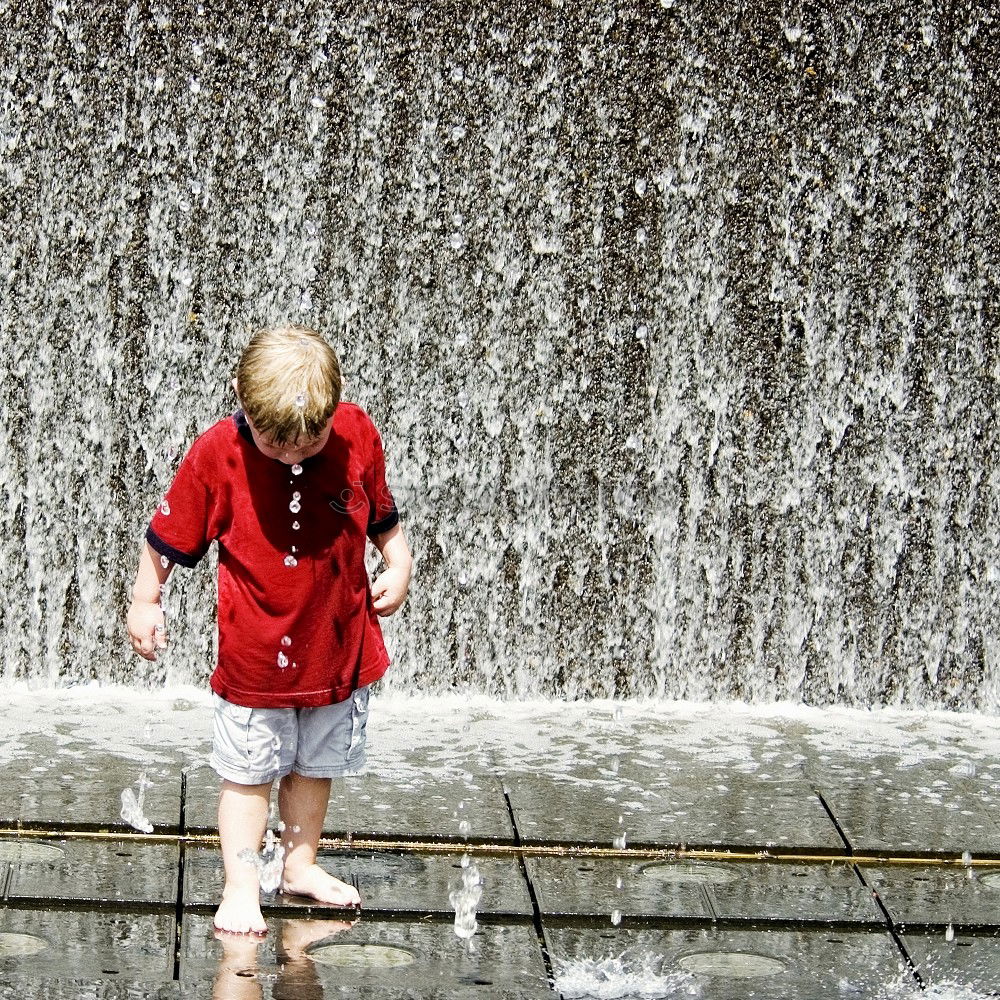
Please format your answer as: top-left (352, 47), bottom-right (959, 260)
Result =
top-left (133, 635), bottom-right (156, 660)
top-left (372, 590), bottom-right (402, 616)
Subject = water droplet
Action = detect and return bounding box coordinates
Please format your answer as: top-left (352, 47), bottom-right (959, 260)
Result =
top-left (292, 521), bottom-right (300, 530)
top-left (159, 556), bottom-right (170, 569)
top-left (292, 491), bottom-right (301, 501)
top-left (295, 393), bottom-right (306, 408)
top-left (616, 876), bottom-right (623, 889)
top-left (284, 555), bottom-right (298, 567)
top-left (634, 177), bottom-right (647, 196)
top-left (310, 95), bottom-right (326, 108)
top-left (784, 24), bottom-right (803, 43)
top-left (611, 909), bottom-right (622, 925)
top-left (277, 651), bottom-right (289, 668)
top-left (289, 501), bottom-right (301, 514)
top-left (613, 833), bottom-right (627, 849)
top-left (945, 923), bottom-right (955, 942)
top-left (291, 464), bottom-right (303, 476)
top-left (189, 77), bottom-right (201, 94)
top-left (159, 499), bottom-right (171, 516)
top-left (459, 819), bottom-right (471, 837)
top-left (962, 851), bottom-right (972, 866)
top-left (281, 636), bottom-right (292, 647)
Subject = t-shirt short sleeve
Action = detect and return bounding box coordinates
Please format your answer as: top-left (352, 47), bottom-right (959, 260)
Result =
top-left (366, 423), bottom-right (399, 539)
top-left (146, 446), bottom-right (214, 568)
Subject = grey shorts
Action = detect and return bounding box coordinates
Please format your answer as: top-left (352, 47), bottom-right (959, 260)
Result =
top-left (209, 687), bottom-right (370, 785)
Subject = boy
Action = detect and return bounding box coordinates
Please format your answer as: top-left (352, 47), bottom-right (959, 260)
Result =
top-left (126, 325), bottom-right (412, 935)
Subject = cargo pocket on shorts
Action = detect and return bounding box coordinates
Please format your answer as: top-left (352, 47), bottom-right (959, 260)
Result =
top-left (212, 695), bottom-right (254, 766)
top-left (347, 686), bottom-right (369, 762)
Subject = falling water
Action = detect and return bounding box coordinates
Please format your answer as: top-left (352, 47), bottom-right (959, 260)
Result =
top-left (0, 3), bottom-right (996, 707)
top-left (119, 772), bottom-right (153, 833)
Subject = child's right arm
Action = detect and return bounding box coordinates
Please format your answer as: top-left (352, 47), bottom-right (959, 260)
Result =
top-left (126, 541), bottom-right (173, 661)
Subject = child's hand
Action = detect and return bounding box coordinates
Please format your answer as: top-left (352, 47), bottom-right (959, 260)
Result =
top-left (127, 600), bottom-right (168, 660)
top-left (371, 566), bottom-right (409, 617)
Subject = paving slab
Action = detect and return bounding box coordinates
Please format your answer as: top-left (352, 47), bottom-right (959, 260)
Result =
top-left (326, 773), bottom-right (515, 843)
top-left (526, 857), bottom-right (880, 924)
top-left (0, 750), bottom-right (180, 833)
top-left (705, 861), bottom-right (885, 926)
top-left (525, 856), bottom-right (712, 920)
top-left (818, 778), bottom-right (1000, 855)
top-left (0, 979), bottom-right (185, 999)
top-left (504, 774), bottom-right (844, 852)
top-left (183, 766), bottom-right (515, 842)
top-left (545, 925), bottom-right (911, 998)
top-left (703, 860), bottom-right (881, 924)
top-left (1, 836), bottom-right (179, 906)
top-left (179, 912), bottom-right (552, 996)
top-left (0, 907), bottom-right (175, 981)
top-left (903, 929), bottom-right (1000, 993)
top-left (860, 862), bottom-right (1000, 928)
top-left (184, 845), bottom-right (534, 915)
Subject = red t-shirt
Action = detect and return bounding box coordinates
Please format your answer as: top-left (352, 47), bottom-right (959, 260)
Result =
top-left (146, 402), bottom-right (399, 708)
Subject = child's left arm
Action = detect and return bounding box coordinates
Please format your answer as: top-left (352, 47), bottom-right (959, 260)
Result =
top-left (370, 522), bottom-right (412, 616)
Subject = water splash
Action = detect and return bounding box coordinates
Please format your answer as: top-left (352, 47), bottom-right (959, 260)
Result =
top-left (449, 853), bottom-right (483, 940)
top-left (239, 828), bottom-right (285, 894)
top-left (120, 773), bottom-right (153, 833)
top-left (554, 952), bottom-right (696, 999)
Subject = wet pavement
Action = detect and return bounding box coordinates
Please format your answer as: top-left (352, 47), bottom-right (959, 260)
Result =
top-left (0, 689), bottom-right (999, 997)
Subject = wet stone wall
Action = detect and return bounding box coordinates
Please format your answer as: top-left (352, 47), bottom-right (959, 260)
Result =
top-left (0, 1), bottom-right (997, 706)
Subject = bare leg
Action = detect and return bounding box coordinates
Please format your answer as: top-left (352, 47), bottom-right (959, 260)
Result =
top-left (215, 779), bottom-right (271, 934)
top-left (278, 771), bottom-right (360, 906)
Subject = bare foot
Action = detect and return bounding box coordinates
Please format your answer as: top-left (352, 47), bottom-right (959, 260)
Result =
top-left (214, 883), bottom-right (268, 935)
top-left (280, 864), bottom-right (361, 907)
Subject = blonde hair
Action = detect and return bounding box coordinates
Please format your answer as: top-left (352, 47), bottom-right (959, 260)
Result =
top-left (235, 325), bottom-right (342, 443)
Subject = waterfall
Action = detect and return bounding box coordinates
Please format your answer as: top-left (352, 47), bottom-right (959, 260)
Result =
top-left (1, 1), bottom-right (996, 706)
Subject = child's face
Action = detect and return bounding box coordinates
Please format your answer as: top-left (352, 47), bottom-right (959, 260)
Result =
top-left (244, 415), bottom-right (332, 465)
